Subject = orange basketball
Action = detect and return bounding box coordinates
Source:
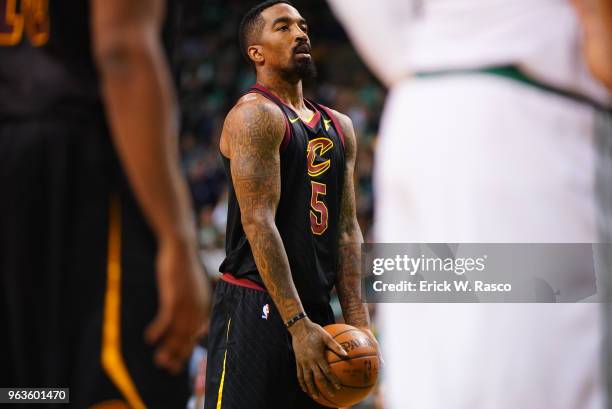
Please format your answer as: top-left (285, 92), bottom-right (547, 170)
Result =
top-left (313, 324), bottom-right (379, 408)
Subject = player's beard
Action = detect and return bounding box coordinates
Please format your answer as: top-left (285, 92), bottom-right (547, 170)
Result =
top-left (282, 56), bottom-right (317, 82)
top-left (295, 56), bottom-right (317, 80)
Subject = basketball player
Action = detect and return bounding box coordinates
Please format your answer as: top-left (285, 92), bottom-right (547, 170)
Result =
top-left (329, 0), bottom-right (611, 408)
top-left (0, 1), bottom-right (210, 407)
top-left (204, 1), bottom-right (378, 408)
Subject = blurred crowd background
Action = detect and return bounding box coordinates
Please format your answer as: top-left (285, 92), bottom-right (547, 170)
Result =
top-left (174, 1), bottom-right (385, 407)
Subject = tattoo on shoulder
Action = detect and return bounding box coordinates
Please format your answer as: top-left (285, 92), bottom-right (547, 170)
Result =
top-left (224, 100), bottom-right (303, 320)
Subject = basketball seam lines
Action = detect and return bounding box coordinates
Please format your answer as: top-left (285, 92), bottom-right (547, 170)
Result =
top-left (327, 353), bottom-right (377, 364)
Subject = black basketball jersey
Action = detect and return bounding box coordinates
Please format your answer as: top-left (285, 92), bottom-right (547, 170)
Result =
top-left (220, 84), bottom-right (346, 306)
top-left (0, 0), bottom-right (179, 121)
top-left (0, 1), bottom-right (99, 120)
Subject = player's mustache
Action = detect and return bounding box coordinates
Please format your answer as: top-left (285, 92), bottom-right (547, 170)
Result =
top-left (293, 42), bottom-right (311, 54)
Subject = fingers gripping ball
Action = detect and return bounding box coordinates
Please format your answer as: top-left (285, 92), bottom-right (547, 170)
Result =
top-left (313, 324), bottom-right (379, 408)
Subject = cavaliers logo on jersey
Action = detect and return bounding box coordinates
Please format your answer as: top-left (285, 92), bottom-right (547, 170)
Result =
top-left (306, 137), bottom-right (334, 235)
top-left (306, 137), bottom-right (334, 177)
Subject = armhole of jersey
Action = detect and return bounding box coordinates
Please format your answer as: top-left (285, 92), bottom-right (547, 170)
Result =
top-left (280, 114), bottom-right (291, 151)
top-left (319, 104), bottom-right (345, 147)
top-left (244, 88), bottom-right (293, 152)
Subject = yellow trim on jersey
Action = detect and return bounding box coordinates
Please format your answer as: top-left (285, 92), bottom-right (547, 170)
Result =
top-left (101, 196), bottom-right (147, 409)
top-left (89, 400), bottom-right (130, 409)
top-left (323, 119), bottom-right (332, 131)
top-left (216, 318), bottom-right (232, 409)
top-left (289, 111), bottom-right (317, 124)
top-left (303, 111), bottom-right (316, 124)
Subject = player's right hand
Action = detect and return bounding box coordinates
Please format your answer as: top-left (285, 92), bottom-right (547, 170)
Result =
top-left (289, 318), bottom-right (348, 400)
top-left (145, 236), bottom-right (211, 374)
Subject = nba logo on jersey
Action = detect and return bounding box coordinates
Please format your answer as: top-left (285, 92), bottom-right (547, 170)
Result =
top-left (261, 304), bottom-right (270, 320)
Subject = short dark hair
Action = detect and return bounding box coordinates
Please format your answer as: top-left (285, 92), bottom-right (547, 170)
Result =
top-left (239, 0), bottom-right (293, 65)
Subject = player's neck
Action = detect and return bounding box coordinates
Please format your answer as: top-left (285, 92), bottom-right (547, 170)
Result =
top-left (256, 75), bottom-right (306, 111)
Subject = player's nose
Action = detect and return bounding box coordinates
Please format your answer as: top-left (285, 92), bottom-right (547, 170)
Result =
top-left (294, 26), bottom-right (308, 41)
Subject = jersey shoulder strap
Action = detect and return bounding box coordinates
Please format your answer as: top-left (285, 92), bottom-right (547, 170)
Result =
top-left (307, 100), bottom-right (346, 146)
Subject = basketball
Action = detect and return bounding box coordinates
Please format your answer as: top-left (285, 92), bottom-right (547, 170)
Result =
top-left (313, 324), bottom-right (380, 408)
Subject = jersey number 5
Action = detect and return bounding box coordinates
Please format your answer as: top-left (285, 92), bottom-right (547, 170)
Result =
top-left (310, 182), bottom-right (328, 235)
top-left (0, 0), bottom-right (49, 47)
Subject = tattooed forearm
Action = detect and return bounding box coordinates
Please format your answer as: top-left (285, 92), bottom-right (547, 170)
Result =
top-left (338, 240), bottom-right (369, 327)
top-left (335, 113), bottom-right (370, 328)
top-left (226, 99), bottom-right (304, 322)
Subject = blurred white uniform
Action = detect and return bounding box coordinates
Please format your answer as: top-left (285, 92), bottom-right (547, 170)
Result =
top-left (328, 1), bottom-right (611, 408)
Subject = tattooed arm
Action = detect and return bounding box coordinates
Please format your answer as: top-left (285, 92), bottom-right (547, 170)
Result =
top-left (222, 95), bottom-right (346, 399)
top-left (224, 96), bottom-right (303, 321)
top-left (333, 112), bottom-right (381, 352)
top-left (332, 112), bottom-right (369, 327)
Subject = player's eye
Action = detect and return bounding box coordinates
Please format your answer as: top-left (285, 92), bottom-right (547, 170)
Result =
top-left (277, 25), bottom-right (289, 31)
top-left (301, 25), bottom-right (309, 33)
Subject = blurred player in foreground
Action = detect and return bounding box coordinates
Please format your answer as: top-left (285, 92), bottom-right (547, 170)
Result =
top-left (573, 1), bottom-right (612, 408)
top-left (0, 1), bottom-right (210, 407)
top-left (205, 1), bottom-right (378, 408)
top-left (329, 0), bottom-right (612, 408)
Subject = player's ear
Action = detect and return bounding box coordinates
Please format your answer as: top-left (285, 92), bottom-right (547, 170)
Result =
top-left (248, 45), bottom-right (264, 65)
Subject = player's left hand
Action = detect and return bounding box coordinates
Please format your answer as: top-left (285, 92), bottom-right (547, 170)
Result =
top-left (145, 236), bottom-right (211, 374)
top-left (290, 318), bottom-right (347, 399)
